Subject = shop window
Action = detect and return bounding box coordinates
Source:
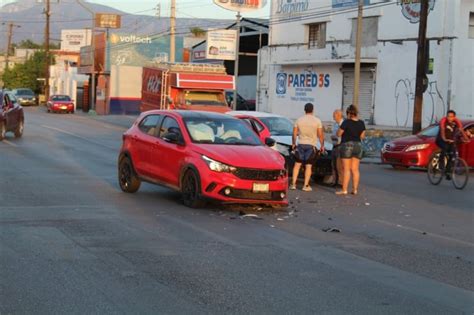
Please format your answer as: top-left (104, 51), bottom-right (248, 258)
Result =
top-left (308, 23), bottom-right (326, 49)
top-left (351, 16), bottom-right (379, 47)
top-left (469, 12), bottom-right (474, 39)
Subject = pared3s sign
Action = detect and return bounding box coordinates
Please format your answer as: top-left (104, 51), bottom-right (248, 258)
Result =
top-left (276, 72), bottom-right (331, 101)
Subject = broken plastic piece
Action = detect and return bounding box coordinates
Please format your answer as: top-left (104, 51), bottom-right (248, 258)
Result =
top-left (322, 227), bottom-right (341, 233)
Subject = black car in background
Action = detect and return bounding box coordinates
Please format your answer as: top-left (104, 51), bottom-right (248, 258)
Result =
top-left (1, 91), bottom-right (25, 141)
top-left (12, 88), bottom-right (38, 106)
top-left (225, 91), bottom-right (256, 111)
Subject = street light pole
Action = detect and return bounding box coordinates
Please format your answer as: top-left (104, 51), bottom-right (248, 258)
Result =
top-left (412, 0), bottom-right (429, 134)
top-left (3, 22), bottom-right (21, 71)
top-left (77, 0), bottom-right (96, 113)
top-left (352, 0), bottom-right (364, 109)
top-left (233, 12), bottom-right (241, 111)
top-left (44, 0), bottom-right (51, 101)
top-left (170, 0), bottom-right (176, 63)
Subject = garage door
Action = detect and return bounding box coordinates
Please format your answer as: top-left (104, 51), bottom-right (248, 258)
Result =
top-left (342, 69), bottom-right (376, 125)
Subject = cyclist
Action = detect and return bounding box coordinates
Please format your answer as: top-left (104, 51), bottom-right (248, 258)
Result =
top-left (435, 110), bottom-right (468, 179)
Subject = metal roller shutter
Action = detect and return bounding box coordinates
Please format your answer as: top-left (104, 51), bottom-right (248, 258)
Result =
top-left (342, 69), bottom-right (376, 125)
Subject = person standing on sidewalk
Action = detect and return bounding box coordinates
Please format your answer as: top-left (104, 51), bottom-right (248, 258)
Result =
top-left (336, 105), bottom-right (366, 195)
top-left (331, 109), bottom-right (344, 188)
top-left (290, 103), bottom-right (325, 192)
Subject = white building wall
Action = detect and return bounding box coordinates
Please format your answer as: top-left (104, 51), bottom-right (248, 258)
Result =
top-left (259, 0), bottom-right (474, 127)
top-left (109, 65), bottom-right (143, 98)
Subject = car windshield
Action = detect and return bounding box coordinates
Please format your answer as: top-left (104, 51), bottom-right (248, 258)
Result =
top-left (259, 117), bottom-right (294, 136)
top-left (184, 117), bottom-right (262, 146)
top-left (16, 89), bottom-right (34, 96)
top-left (52, 95), bottom-right (71, 101)
top-left (419, 125), bottom-right (439, 137)
top-left (184, 91), bottom-right (227, 106)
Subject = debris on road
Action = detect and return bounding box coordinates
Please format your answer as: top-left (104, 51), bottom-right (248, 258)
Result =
top-left (240, 214), bottom-right (263, 220)
top-left (322, 227), bottom-right (341, 233)
top-left (365, 202), bottom-right (371, 206)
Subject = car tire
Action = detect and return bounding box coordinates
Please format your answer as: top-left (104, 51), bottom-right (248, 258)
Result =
top-left (181, 169), bottom-right (206, 208)
top-left (118, 156), bottom-right (141, 193)
top-left (14, 119), bottom-right (24, 138)
top-left (391, 165), bottom-right (409, 170)
top-left (0, 122), bottom-right (6, 141)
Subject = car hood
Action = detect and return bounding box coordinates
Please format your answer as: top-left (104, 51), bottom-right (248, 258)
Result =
top-left (391, 134), bottom-right (435, 145)
top-left (17, 95), bottom-right (34, 99)
top-left (194, 144), bottom-right (285, 169)
top-left (272, 135), bottom-right (333, 151)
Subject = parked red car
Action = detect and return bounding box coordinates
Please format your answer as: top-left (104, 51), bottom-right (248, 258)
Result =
top-left (0, 91), bottom-right (25, 141)
top-left (47, 95), bottom-right (75, 114)
top-left (118, 111), bottom-right (288, 208)
top-left (381, 120), bottom-right (474, 168)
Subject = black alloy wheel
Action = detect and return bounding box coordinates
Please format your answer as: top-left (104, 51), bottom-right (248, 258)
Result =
top-left (118, 157), bottom-right (141, 193)
top-left (182, 170), bottom-right (206, 208)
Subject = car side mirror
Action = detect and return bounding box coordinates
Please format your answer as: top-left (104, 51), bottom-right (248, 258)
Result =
top-left (265, 137), bottom-right (276, 147)
top-left (163, 132), bottom-right (184, 145)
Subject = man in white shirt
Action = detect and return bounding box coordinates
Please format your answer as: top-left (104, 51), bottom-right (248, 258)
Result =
top-left (290, 103), bottom-right (325, 192)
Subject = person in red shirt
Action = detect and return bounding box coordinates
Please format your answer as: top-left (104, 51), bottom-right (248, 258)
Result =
top-left (435, 110), bottom-right (468, 177)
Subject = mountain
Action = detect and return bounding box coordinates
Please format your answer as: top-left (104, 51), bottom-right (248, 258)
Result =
top-left (0, 0), bottom-right (232, 50)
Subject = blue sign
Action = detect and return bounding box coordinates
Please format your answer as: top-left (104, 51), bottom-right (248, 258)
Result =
top-left (276, 73), bottom-right (287, 95)
top-left (332, 0), bottom-right (370, 9)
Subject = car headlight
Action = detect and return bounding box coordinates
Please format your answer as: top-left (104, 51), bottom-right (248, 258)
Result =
top-left (202, 156), bottom-right (236, 173)
top-left (405, 144), bottom-right (430, 152)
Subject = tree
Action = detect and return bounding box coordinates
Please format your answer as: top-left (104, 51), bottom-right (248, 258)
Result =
top-left (190, 27), bottom-right (206, 37)
top-left (13, 40), bottom-right (60, 50)
top-left (1, 51), bottom-right (55, 94)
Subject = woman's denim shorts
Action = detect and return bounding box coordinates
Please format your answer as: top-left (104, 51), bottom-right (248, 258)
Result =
top-left (340, 141), bottom-right (363, 159)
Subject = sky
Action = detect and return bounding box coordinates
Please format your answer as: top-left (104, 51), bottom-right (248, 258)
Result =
top-left (0, 0), bottom-right (271, 20)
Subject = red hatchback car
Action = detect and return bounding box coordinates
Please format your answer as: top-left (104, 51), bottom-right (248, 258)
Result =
top-left (47, 95), bottom-right (75, 114)
top-left (381, 120), bottom-right (474, 168)
top-left (118, 111), bottom-right (288, 208)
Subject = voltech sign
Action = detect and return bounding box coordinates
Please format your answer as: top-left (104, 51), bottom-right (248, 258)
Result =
top-left (398, 0), bottom-right (435, 23)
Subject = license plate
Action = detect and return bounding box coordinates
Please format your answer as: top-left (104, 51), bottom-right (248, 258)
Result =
top-left (61, 106), bottom-right (67, 110)
top-left (253, 183), bottom-right (269, 193)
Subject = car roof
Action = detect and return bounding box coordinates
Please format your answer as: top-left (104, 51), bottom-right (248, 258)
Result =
top-left (226, 111), bottom-right (286, 118)
top-left (143, 110), bottom-right (239, 120)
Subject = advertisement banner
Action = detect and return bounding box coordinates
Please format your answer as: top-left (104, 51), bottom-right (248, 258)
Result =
top-left (398, 0), bottom-right (436, 23)
top-left (61, 29), bottom-right (92, 52)
top-left (205, 30), bottom-right (237, 61)
top-left (214, 0), bottom-right (267, 12)
top-left (95, 13), bottom-right (121, 29)
top-left (109, 33), bottom-right (184, 66)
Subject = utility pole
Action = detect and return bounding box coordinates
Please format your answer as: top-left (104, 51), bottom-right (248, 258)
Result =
top-left (412, 0), bottom-right (429, 134)
top-left (77, 0), bottom-right (96, 113)
top-left (352, 0), bottom-right (364, 109)
top-left (3, 22), bottom-right (21, 71)
top-left (170, 0), bottom-right (176, 63)
top-left (44, 0), bottom-right (51, 101)
top-left (233, 12), bottom-right (241, 111)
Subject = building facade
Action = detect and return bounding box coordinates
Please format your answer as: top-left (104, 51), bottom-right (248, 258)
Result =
top-left (257, 0), bottom-right (474, 127)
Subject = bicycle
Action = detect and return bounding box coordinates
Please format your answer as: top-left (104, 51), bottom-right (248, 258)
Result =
top-left (427, 139), bottom-right (469, 190)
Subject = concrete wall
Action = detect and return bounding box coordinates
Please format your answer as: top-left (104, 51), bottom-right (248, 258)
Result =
top-left (260, 0), bottom-right (473, 126)
top-left (108, 65), bottom-right (143, 114)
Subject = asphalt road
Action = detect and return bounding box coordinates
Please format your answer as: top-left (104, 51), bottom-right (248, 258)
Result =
top-left (1, 107), bottom-right (473, 314)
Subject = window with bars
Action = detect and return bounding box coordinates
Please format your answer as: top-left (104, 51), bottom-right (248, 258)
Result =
top-left (308, 23), bottom-right (327, 49)
top-left (469, 12), bottom-right (474, 39)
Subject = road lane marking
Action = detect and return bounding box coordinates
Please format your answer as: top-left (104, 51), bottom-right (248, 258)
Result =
top-left (41, 125), bottom-right (117, 150)
top-left (2, 140), bottom-right (18, 147)
top-left (374, 219), bottom-right (474, 247)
